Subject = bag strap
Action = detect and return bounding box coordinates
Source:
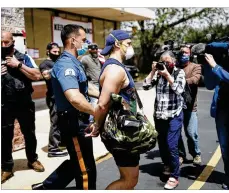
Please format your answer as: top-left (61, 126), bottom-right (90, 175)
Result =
top-left (173, 68), bottom-right (180, 80)
top-left (134, 88), bottom-right (143, 110)
top-left (174, 68), bottom-right (192, 94)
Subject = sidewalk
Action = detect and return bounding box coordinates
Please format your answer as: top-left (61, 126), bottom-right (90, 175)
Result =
top-left (1, 88), bottom-right (155, 190)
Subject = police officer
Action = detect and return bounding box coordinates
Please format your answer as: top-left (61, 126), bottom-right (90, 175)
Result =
top-left (39, 42), bottom-right (68, 157)
top-left (31, 24), bottom-right (99, 190)
top-left (1, 31), bottom-right (45, 184)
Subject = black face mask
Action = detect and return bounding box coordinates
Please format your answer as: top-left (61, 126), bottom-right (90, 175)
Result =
top-left (49, 53), bottom-right (60, 62)
top-left (91, 53), bottom-right (98, 58)
top-left (1, 43), bottom-right (14, 60)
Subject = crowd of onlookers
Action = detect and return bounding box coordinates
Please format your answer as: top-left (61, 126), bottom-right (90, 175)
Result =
top-left (1, 27), bottom-right (229, 190)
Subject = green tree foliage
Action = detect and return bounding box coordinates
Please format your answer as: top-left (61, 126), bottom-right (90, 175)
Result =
top-left (123, 8), bottom-right (229, 72)
top-left (184, 24), bottom-right (229, 43)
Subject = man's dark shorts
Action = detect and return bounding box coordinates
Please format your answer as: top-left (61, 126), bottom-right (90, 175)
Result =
top-left (112, 151), bottom-right (140, 167)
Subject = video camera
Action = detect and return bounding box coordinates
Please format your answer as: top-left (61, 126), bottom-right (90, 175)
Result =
top-left (154, 40), bottom-right (180, 61)
top-left (191, 35), bottom-right (229, 68)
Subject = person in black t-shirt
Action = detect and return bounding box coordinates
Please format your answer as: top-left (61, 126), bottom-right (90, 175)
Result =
top-left (39, 42), bottom-right (68, 157)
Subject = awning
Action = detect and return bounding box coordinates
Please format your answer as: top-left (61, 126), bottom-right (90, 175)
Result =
top-left (54, 8), bottom-right (153, 21)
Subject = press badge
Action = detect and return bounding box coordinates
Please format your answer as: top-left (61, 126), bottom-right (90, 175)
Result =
top-left (64, 68), bottom-right (76, 76)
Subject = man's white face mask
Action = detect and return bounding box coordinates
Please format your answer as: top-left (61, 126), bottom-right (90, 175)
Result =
top-left (125, 46), bottom-right (135, 60)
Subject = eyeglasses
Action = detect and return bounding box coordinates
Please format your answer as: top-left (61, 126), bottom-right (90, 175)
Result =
top-left (88, 45), bottom-right (98, 50)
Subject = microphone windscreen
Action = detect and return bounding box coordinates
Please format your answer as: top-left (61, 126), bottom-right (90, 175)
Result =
top-left (191, 43), bottom-right (206, 54)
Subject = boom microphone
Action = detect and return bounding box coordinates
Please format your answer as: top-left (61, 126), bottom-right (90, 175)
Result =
top-left (191, 43), bottom-right (206, 55)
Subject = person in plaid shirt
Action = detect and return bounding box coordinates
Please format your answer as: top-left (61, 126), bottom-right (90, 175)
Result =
top-left (144, 51), bottom-right (186, 190)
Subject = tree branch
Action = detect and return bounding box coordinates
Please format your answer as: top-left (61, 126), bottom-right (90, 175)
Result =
top-left (138, 20), bottom-right (145, 33)
top-left (168, 8), bottom-right (209, 28)
top-left (153, 8), bottom-right (211, 39)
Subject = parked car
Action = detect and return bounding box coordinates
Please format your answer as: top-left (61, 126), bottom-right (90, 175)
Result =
top-left (124, 65), bottom-right (139, 79)
top-left (123, 58), bottom-right (139, 79)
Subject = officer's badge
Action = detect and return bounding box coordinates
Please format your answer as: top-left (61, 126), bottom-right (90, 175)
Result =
top-left (64, 68), bottom-right (76, 76)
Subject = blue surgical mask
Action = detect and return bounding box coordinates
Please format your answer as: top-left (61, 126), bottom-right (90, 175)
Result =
top-left (77, 48), bottom-right (87, 56)
top-left (77, 43), bottom-right (88, 56)
top-left (179, 55), bottom-right (190, 65)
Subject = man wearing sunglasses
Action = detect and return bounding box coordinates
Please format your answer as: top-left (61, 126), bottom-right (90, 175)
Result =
top-left (81, 43), bottom-right (101, 111)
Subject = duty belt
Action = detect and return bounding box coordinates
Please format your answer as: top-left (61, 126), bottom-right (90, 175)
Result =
top-left (58, 109), bottom-right (90, 122)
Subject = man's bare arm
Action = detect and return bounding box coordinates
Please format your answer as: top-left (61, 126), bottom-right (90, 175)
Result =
top-left (19, 64), bottom-right (41, 80)
top-left (64, 88), bottom-right (95, 116)
top-left (94, 65), bottom-right (125, 128)
top-left (6, 56), bottom-right (41, 80)
top-left (88, 82), bottom-right (100, 98)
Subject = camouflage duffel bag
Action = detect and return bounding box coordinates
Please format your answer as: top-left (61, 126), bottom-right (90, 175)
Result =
top-left (100, 93), bottom-right (158, 155)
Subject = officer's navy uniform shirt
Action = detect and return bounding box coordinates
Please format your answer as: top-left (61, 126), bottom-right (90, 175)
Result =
top-left (51, 51), bottom-right (89, 112)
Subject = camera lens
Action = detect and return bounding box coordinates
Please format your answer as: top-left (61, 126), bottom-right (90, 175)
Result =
top-left (156, 62), bottom-right (165, 70)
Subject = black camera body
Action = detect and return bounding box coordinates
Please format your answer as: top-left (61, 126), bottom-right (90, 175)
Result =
top-left (156, 61), bottom-right (166, 71)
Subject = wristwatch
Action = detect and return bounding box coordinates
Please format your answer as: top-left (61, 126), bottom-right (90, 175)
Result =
top-left (17, 62), bottom-right (22, 69)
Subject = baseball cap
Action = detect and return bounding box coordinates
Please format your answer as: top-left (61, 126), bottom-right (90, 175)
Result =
top-left (46, 42), bottom-right (59, 51)
top-left (101, 30), bottom-right (131, 56)
top-left (88, 43), bottom-right (98, 50)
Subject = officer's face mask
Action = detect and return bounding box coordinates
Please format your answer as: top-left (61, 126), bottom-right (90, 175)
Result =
top-left (49, 52), bottom-right (60, 62)
top-left (73, 38), bottom-right (88, 56)
top-left (77, 43), bottom-right (88, 56)
top-left (1, 43), bottom-right (14, 60)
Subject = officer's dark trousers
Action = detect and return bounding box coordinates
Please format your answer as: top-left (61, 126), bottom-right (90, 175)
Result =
top-left (46, 97), bottom-right (61, 152)
top-left (42, 110), bottom-right (96, 190)
top-left (1, 101), bottom-right (38, 172)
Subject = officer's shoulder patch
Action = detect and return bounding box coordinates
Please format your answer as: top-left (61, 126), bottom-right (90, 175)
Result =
top-left (64, 68), bottom-right (76, 76)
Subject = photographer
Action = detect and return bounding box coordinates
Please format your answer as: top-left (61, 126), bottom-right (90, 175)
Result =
top-left (204, 42), bottom-right (229, 190)
top-left (176, 45), bottom-right (202, 166)
top-left (144, 51), bottom-right (186, 190)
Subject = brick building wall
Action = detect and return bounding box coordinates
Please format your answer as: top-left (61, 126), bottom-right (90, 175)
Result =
top-left (1, 8), bottom-right (25, 33)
